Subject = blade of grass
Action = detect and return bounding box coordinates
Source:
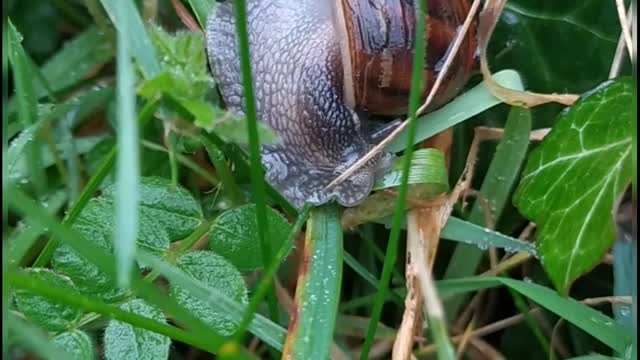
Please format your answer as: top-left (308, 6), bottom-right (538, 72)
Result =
top-left (444, 106), bottom-right (532, 320)
top-left (7, 20), bottom-right (46, 196)
top-left (387, 69), bottom-right (525, 153)
top-left (344, 251), bottom-right (404, 306)
top-left (360, 1), bottom-right (427, 358)
top-left (201, 136), bottom-right (244, 205)
top-left (99, 0), bottom-right (161, 78)
top-left (232, 0), bottom-right (277, 322)
top-left (32, 100), bottom-right (159, 267)
top-left (187, 0), bottom-right (213, 30)
top-left (141, 140), bottom-right (219, 187)
top-left (8, 313), bottom-right (72, 360)
top-left (6, 27), bottom-right (114, 124)
top-left (435, 276), bottom-right (631, 353)
top-left (8, 270), bottom-right (219, 354)
top-left (508, 287), bottom-right (551, 355)
top-left (281, 205), bottom-right (343, 359)
top-left (113, 1), bottom-right (140, 288)
top-left (7, 186), bottom-right (242, 355)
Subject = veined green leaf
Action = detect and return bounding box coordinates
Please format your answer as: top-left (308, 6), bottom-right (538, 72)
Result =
top-left (52, 177), bottom-right (203, 299)
top-left (52, 330), bottom-right (96, 360)
top-left (209, 204), bottom-right (292, 271)
top-left (13, 268), bottom-right (83, 331)
top-left (514, 78), bottom-right (633, 294)
top-left (104, 299), bottom-right (171, 360)
top-left (139, 251), bottom-right (287, 351)
top-left (9, 313), bottom-right (72, 360)
top-left (170, 251), bottom-right (248, 336)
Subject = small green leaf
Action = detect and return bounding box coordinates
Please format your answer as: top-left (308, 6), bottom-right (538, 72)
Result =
top-left (13, 268), bottom-right (82, 331)
top-left (170, 250), bottom-right (248, 335)
top-left (102, 177), bottom-right (204, 241)
top-left (514, 78), bottom-right (633, 294)
top-left (52, 177), bottom-right (203, 298)
top-left (52, 330), bottom-right (96, 360)
top-left (209, 204), bottom-right (292, 271)
top-left (104, 299), bottom-right (171, 360)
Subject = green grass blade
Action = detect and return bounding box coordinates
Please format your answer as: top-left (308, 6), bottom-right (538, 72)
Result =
top-left (343, 251), bottom-right (404, 306)
top-left (360, 1), bottom-right (427, 358)
top-left (200, 135), bottom-right (244, 205)
top-left (187, 0), bottom-right (213, 29)
top-left (8, 313), bottom-right (72, 360)
top-left (444, 106), bottom-right (532, 319)
top-left (282, 205), bottom-right (343, 359)
top-left (99, 0), bottom-right (161, 78)
top-left (435, 277), bottom-right (631, 353)
top-left (231, 0), bottom-right (276, 321)
top-left (387, 69), bottom-right (525, 153)
top-left (7, 20), bottom-right (46, 196)
top-left (32, 100), bottom-right (159, 267)
top-left (113, 5), bottom-right (140, 287)
top-left (441, 217), bottom-right (538, 256)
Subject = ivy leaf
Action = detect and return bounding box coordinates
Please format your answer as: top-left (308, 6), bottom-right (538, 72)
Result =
top-left (13, 268), bottom-right (83, 331)
top-left (52, 177), bottom-right (203, 299)
top-left (52, 330), bottom-right (96, 360)
top-left (209, 204), bottom-right (292, 271)
top-left (103, 299), bottom-right (171, 360)
top-left (170, 250), bottom-right (248, 335)
top-left (514, 78), bottom-right (633, 294)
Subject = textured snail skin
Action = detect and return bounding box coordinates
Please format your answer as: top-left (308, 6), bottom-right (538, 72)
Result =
top-left (206, 0), bottom-right (393, 209)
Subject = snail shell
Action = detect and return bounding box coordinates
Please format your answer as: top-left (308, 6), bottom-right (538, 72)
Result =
top-left (206, 0), bottom-right (476, 209)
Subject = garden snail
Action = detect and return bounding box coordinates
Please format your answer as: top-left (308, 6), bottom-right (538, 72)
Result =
top-left (206, 0), bottom-right (476, 209)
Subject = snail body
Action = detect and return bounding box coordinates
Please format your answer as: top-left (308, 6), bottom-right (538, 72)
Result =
top-left (206, 0), bottom-right (476, 209)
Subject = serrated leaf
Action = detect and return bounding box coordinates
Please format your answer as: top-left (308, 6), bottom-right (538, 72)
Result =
top-left (209, 204), bottom-right (292, 271)
top-left (13, 268), bottom-right (82, 331)
top-left (104, 299), bottom-right (171, 360)
top-left (52, 177), bottom-right (203, 298)
top-left (170, 250), bottom-right (248, 335)
top-left (514, 78), bottom-right (633, 294)
top-left (52, 330), bottom-right (96, 360)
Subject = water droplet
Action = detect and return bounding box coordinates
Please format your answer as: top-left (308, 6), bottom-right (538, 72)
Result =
top-left (523, 277), bottom-right (533, 283)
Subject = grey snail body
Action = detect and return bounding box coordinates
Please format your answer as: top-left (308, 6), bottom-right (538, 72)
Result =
top-left (205, 0), bottom-right (476, 209)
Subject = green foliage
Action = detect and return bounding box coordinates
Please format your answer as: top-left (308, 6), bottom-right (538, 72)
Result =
top-left (52, 177), bottom-right (203, 299)
top-left (5, 0), bottom-right (633, 358)
top-left (515, 79), bottom-right (633, 294)
top-left (13, 268), bottom-right (82, 331)
top-left (104, 299), bottom-right (171, 360)
top-left (52, 330), bottom-right (96, 360)
top-left (209, 204), bottom-right (292, 271)
top-left (170, 251), bottom-right (248, 335)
